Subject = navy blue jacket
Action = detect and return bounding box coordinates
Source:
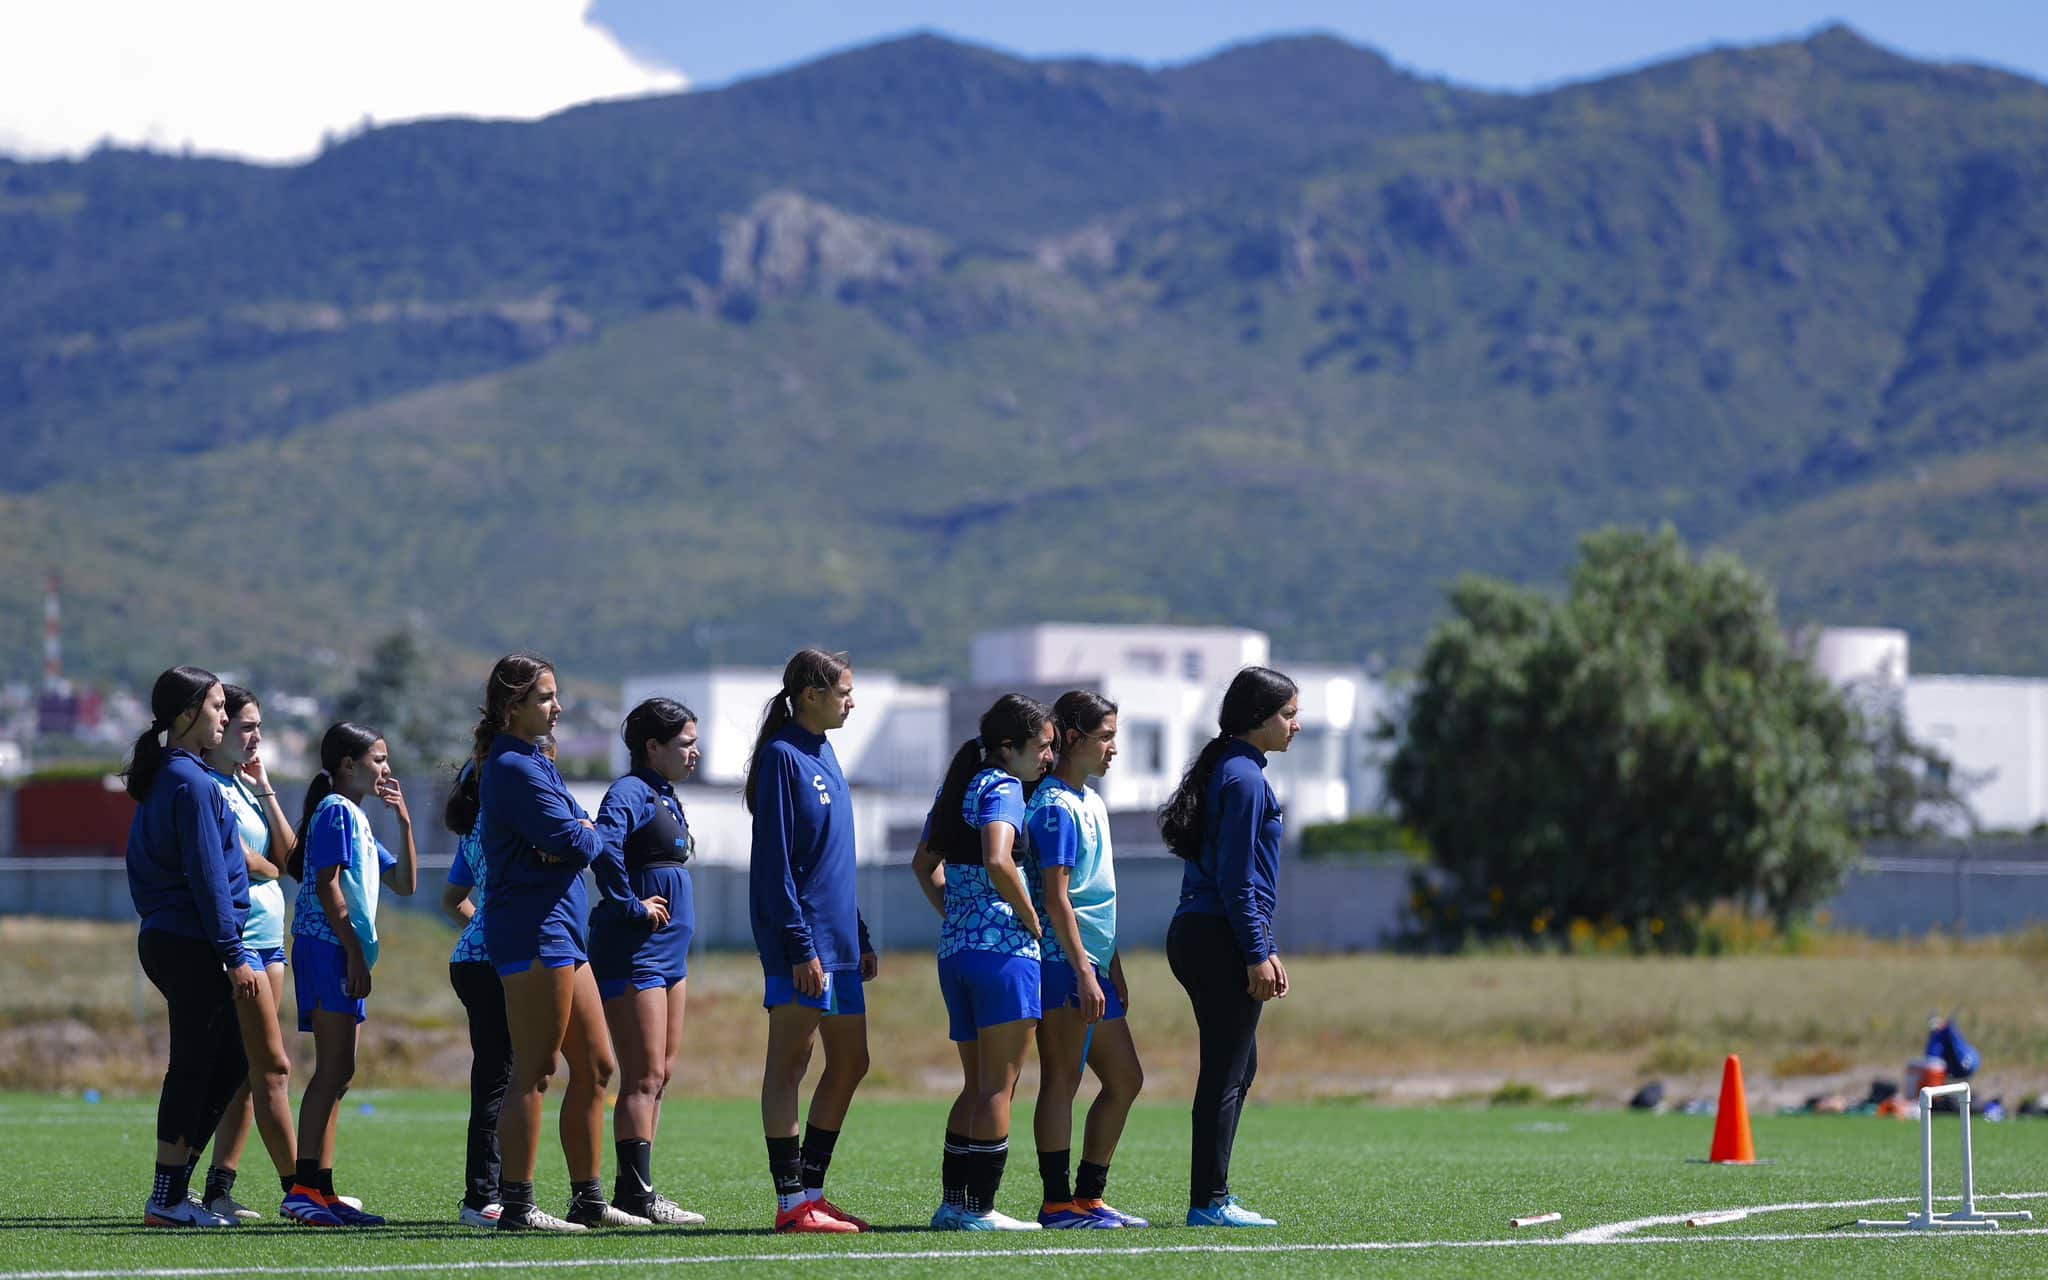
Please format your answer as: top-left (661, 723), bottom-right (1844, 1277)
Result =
top-left (480, 733), bottom-right (606, 899)
top-left (126, 748), bottom-right (252, 969)
top-left (1175, 739), bottom-right (1282, 963)
top-left (749, 724), bottom-right (872, 974)
top-left (593, 768), bottom-right (687, 923)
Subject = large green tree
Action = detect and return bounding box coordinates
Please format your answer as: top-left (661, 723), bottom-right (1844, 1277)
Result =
top-left (1385, 527), bottom-right (1874, 950)
top-left (332, 626), bottom-right (469, 776)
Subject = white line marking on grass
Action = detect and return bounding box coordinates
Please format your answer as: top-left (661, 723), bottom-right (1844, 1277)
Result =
top-left (8, 1215), bottom-right (2048, 1280)
top-left (1564, 1191), bottom-right (2048, 1244)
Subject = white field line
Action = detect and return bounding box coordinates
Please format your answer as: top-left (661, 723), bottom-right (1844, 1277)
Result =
top-left (1562, 1190), bottom-right (2048, 1243)
top-left (4, 1210), bottom-right (2048, 1280)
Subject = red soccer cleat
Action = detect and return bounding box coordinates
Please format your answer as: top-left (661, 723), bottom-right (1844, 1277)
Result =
top-left (810, 1196), bottom-right (870, 1231)
top-left (774, 1200), bottom-right (861, 1233)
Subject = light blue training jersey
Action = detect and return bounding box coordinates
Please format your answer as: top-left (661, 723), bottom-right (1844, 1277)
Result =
top-left (208, 767), bottom-right (285, 951)
top-left (1025, 773), bottom-right (1118, 971)
top-left (291, 793), bottom-right (397, 968)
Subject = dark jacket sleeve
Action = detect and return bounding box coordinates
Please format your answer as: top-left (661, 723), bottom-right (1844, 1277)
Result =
top-left (501, 754), bottom-right (604, 868)
top-left (592, 780), bottom-right (651, 922)
top-left (176, 778), bottom-right (251, 969)
top-left (1211, 763), bottom-right (1276, 964)
top-left (750, 747), bottom-right (815, 966)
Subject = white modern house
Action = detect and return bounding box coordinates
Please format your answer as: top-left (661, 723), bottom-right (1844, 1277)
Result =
top-left (611, 667), bottom-right (949, 864)
top-left (955, 623), bottom-right (1388, 832)
top-left (1811, 626), bottom-right (2048, 832)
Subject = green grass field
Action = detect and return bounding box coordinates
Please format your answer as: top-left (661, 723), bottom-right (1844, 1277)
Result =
top-left (1, 1091), bottom-right (2044, 1278)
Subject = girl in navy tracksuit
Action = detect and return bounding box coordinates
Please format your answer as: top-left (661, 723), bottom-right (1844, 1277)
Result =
top-left (474, 652), bottom-right (632, 1233)
top-left (591, 697), bottom-right (705, 1226)
top-left (124, 666), bottom-right (256, 1228)
top-left (747, 648), bottom-right (877, 1234)
top-left (440, 769), bottom-right (511, 1230)
top-left (1159, 666), bottom-right (1299, 1229)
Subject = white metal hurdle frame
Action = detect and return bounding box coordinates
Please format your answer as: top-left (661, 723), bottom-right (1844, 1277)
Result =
top-left (1855, 1083), bottom-right (2035, 1230)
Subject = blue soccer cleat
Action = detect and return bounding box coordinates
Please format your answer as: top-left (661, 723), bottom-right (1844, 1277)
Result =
top-left (1186, 1195), bottom-right (1277, 1228)
top-left (1074, 1197), bottom-right (1149, 1228)
top-left (1039, 1200), bottom-right (1121, 1228)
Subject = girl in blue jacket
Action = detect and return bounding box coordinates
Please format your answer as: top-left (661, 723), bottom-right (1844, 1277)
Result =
top-left (475, 653), bottom-right (638, 1232)
top-left (1158, 666), bottom-right (1298, 1229)
top-left (747, 648), bottom-right (877, 1234)
top-left (123, 666), bottom-right (257, 1228)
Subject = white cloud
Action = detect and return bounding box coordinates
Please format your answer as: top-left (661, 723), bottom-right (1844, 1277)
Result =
top-left (0, 0), bottom-right (687, 164)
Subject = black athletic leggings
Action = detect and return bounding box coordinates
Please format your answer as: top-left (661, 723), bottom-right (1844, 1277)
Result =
top-left (1167, 911), bottom-right (1264, 1208)
top-left (138, 929), bottom-right (247, 1150)
top-left (449, 960), bottom-right (514, 1208)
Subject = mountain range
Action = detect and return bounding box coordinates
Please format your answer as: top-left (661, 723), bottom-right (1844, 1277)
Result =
top-left (1, 24), bottom-right (2042, 688)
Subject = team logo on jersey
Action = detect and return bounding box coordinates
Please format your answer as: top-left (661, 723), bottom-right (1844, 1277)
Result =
top-left (812, 773), bottom-right (831, 804)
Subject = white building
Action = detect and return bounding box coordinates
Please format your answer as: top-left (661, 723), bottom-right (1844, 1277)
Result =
top-left (1906, 679), bottom-right (2048, 832)
top-left (613, 666), bottom-right (948, 865)
top-left (1812, 626), bottom-right (2048, 832)
top-left (957, 623), bottom-right (1387, 833)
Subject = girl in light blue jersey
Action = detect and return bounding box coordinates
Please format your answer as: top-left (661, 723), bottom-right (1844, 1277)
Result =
top-left (1027, 690), bottom-right (1147, 1229)
top-left (283, 721), bottom-right (418, 1227)
top-left (910, 693), bottom-right (1054, 1231)
top-left (197, 685), bottom-right (302, 1222)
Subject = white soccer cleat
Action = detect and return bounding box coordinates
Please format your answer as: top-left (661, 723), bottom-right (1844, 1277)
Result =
top-left (496, 1206), bottom-right (586, 1232)
top-left (567, 1200), bottom-right (652, 1228)
top-left (957, 1208), bottom-right (1043, 1230)
top-left (458, 1201), bottom-right (502, 1228)
top-left (206, 1192), bottom-right (262, 1221)
top-left (144, 1196), bottom-right (237, 1228)
top-left (643, 1195), bottom-right (706, 1226)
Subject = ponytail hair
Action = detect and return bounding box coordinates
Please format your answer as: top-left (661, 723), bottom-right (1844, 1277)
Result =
top-left (623, 697), bottom-right (697, 771)
top-left (1158, 665), bottom-right (1298, 860)
top-left (743, 648), bottom-right (850, 813)
top-left (929, 693), bottom-right (1051, 861)
top-left (292, 721), bottom-right (382, 880)
top-left (123, 666), bottom-right (220, 801)
top-left (448, 651), bottom-right (554, 834)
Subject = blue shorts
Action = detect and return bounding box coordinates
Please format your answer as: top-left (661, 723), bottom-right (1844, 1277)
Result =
top-left (593, 867), bottom-right (693, 1001)
top-left (1041, 958), bottom-right (1125, 1021)
top-left (292, 936), bottom-right (365, 1032)
top-left (938, 951), bottom-right (1042, 1042)
top-left (485, 880), bottom-right (590, 978)
top-left (763, 968), bottom-right (866, 1016)
top-left (251, 944), bottom-right (288, 970)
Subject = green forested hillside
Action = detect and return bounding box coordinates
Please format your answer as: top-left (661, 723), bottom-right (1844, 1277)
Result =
top-left (0, 26), bottom-right (2043, 685)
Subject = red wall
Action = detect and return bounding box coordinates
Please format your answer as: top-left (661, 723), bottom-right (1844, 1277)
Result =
top-left (15, 778), bottom-right (135, 856)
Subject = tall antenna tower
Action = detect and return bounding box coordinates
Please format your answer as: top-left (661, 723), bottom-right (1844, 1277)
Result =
top-left (43, 570), bottom-right (66, 695)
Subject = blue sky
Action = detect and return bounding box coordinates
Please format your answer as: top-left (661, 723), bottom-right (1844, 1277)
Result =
top-left (3, 2), bottom-right (2041, 164)
top-left (593, 0), bottom-right (2048, 91)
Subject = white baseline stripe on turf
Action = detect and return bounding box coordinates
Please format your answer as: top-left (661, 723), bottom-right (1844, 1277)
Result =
top-left (7, 1222), bottom-right (2048, 1280)
top-left (1563, 1190), bottom-right (2048, 1243)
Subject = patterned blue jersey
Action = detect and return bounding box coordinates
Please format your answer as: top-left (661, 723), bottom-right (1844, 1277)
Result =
top-left (937, 769), bottom-right (1041, 961)
top-left (446, 820), bottom-right (489, 965)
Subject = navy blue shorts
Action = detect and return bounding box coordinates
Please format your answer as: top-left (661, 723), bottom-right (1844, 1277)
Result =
top-left (938, 951), bottom-right (1041, 1042)
top-left (485, 886), bottom-right (590, 978)
top-left (292, 936), bottom-right (365, 1032)
top-left (762, 968), bottom-right (866, 1016)
top-left (592, 867), bottom-right (693, 1001)
top-left (251, 944), bottom-right (288, 970)
top-left (1041, 957), bottom-right (1125, 1021)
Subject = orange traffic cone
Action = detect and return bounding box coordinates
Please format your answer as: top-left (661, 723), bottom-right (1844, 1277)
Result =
top-left (1708, 1054), bottom-right (1757, 1164)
